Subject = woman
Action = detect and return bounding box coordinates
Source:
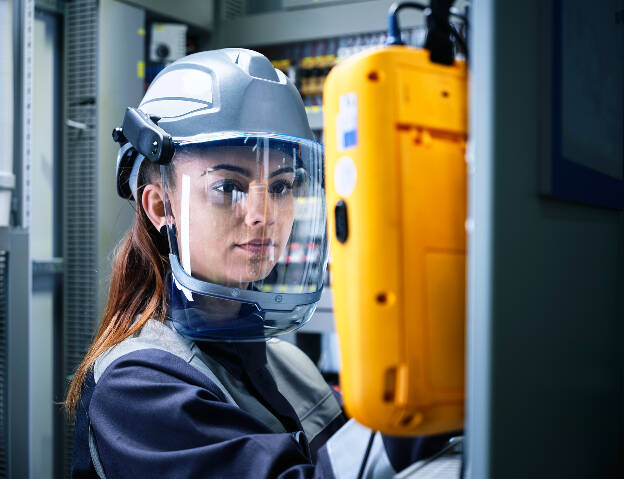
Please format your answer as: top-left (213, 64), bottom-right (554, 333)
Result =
top-left (65, 48), bottom-right (352, 479)
top-left (66, 48), bottom-right (448, 479)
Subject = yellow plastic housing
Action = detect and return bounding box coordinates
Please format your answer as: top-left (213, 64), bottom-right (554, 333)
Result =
top-left (323, 46), bottom-right (467, 436)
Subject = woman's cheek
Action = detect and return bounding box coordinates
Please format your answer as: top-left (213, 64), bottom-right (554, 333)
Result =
top-left (281, 202), bottom-right (295, 242)
top-left (189, 210), bottom-right (227, 279)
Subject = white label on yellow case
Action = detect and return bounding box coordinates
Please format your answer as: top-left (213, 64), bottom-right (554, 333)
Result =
top-left (335, 156), bottom-right (357, 197)
top-left (336, 92), bottom-right (358, 152)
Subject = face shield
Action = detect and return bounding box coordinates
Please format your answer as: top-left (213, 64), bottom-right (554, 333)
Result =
top-left (161, 133), bottom-right (327, 341)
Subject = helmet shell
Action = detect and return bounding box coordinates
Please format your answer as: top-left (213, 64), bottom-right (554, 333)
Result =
top-left (138, 48), bottom-right (315, 141)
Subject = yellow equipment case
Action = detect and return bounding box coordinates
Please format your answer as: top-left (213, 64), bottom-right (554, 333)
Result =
top-left (323, 38), bottom-right (468, 435)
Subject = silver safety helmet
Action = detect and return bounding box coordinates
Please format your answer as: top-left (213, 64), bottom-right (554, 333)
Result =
top-left (114, 49), bottom-right (327, 341)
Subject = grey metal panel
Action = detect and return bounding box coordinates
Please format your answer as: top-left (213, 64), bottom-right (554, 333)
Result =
top-left (120, 0), bottom-right (213, 30)
top-left (215, 0), bottom-right (430, 47)
top-left (7, 230), bottom-right (30, 479)
top-left (32, 259), bottom-right (64, 275)
top-left (9, 0), bottom-right (34, 476)
top-left (31, 11), bottom-right (61, 479)
top-left (468, 0), bottom-right (624, 477)
top-left (282, 0), bottom-right (364, 9)
top-left (221, 0), bottom-right (244, 21)
top-left (0, 0), bottom-right (14, 215)
top-left (465, 0), bottom-right (493, 478)
top-left (13, 0), bottom-right (28, 232)
top-left (246, 0), bottom-right (280, 14)
top-left (62, 0), bottom-right (98, 476)
top-left (0, 231), bottom-right (8, 251)
top-left (0, 251), bottom-right (8, 478)
top-left (34, 0), bottom-right (62, 14)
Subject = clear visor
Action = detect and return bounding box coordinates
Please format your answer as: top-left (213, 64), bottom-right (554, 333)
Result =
top-left (162, 133), bottom-right (327, 341)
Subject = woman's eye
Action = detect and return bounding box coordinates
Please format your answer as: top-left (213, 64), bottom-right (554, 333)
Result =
top-left (213, 180), bottom-right (244, 194)
top-left (269, 180), bottom-right (294, 197)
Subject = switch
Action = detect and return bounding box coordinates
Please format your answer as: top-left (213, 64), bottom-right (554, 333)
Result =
top-left (335, 200), bottom-right (348, 243)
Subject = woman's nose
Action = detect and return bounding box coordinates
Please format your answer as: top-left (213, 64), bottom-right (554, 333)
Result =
top-left (244, 183), bottom-right (274, 227)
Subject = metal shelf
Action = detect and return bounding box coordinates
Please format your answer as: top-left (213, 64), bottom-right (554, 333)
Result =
top-left (215, 0), bottom-right (428, 47)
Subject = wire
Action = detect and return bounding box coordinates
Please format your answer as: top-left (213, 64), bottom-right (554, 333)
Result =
top-left (449, 23), bottom-right (468, 61)
top-left (387, 2), bottom-right (428, 45)
top-left (449, 6), bottom-right (468, 23)
top-left (459, 446), bottom-right (465, 479)
top-left (356, 430), bottom-right (376, 479)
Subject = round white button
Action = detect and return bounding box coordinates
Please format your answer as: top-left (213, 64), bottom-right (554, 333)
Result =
top-left (334, 156), bottom-right (357, 197)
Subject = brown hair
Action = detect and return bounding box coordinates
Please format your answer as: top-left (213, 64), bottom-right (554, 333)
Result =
top-left (64, 162), bottom-right (169, 420)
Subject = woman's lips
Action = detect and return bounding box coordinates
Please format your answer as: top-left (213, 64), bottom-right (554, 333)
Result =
top-left (236, 240), bottom-right (275, 255)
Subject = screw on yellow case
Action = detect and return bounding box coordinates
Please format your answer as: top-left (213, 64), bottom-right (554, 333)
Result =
top-left (323, 45), bottom-right (467, 436)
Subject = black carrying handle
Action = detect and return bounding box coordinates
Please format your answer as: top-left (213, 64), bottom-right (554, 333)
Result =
top-left (386, 1), bottom-right (468, 65)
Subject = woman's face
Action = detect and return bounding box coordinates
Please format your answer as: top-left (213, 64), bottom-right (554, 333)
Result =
top-left (166, 146), bottom-right (296, 287)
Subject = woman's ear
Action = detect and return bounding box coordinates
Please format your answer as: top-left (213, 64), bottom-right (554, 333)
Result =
top-left (142, 184), bottom-right (166, 231)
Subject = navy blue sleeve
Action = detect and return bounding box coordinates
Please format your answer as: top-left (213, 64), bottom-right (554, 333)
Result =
top-left (71, 369), bottom-right (98, 478)
top-left (89, 348), bottom-right (335, 479)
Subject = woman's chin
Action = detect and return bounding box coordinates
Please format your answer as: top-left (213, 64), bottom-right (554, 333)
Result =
top-left (241, 270), bottom-right (271, 284)
top-left (234, 265), bottom-right (275, 285)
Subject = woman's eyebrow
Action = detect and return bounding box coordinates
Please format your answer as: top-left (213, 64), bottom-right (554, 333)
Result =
top-left (201, 164), bottom-right (294, 178)
top-left (202, 164), bottom-right (252, 177)
top-left (269, 166), bottom-right (294, 178)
